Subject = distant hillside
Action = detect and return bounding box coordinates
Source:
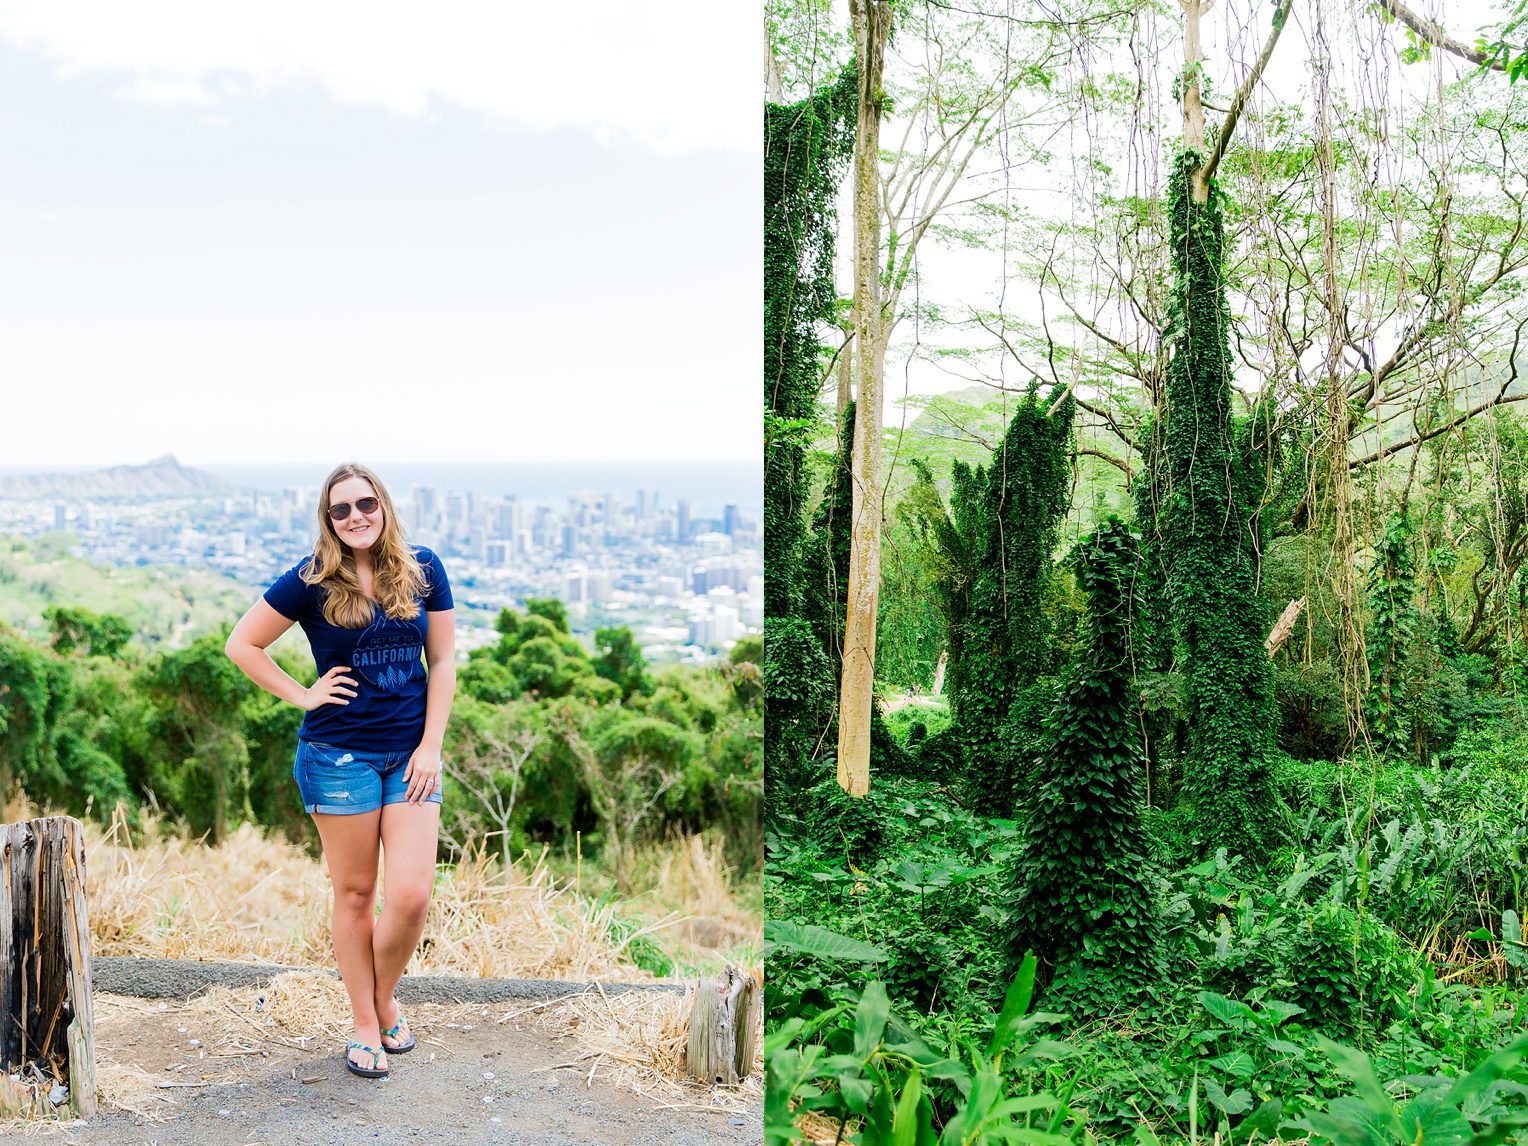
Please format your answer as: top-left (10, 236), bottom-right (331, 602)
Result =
top-left (0, 539), bottom-right (260, 650)
top-left (0, 455), bottom-right (239, 500)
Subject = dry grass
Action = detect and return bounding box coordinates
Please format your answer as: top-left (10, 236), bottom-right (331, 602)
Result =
top-left (552, 829), bottom-right (763, 978)
top-left (81, 802), bottom-right (758, 983)
top-left (537, 967), bottom-right (764, 1109)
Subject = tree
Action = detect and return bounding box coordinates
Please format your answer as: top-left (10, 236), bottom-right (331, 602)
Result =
top-left (836, 0), bottom-right (1072, 795)
top-left (524, 597), bottom-right (569, 634)
top-left (1158, 4), bottom-right (1289, 856)
top-left (764, 26), bottom-right (855, 797)
top-left (44, 605), bottom-right (133, 659)
top-left (593, 625), bottom-right (653, 701)
top-left (140, 630), bottom-right (256, 844)
top-left (836, 0), bottom-right (894, 796)
top-left (1008, 517), bottom-right (1163, 1004)
top-left (955, 388), bottom-right (1074, 812)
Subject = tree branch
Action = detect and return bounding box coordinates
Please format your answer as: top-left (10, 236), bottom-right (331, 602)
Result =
top-left (1076, 446), bottom-right (1134, 479)
top-left (1199, 5), bottom-right (1288, 189)
top-left (1377, 0), bottom-right (1504, 70)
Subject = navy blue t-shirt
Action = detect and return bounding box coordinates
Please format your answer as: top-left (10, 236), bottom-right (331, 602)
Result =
top-left (263, 548), bottom-right (453, 752)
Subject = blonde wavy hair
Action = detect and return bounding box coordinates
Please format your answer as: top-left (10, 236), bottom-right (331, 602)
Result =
top-left (302, 463), bottom-right (428, 628)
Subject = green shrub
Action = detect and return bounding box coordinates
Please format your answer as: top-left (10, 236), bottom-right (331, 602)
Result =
top-left (1282, 904), bottom-right (1414, 1038)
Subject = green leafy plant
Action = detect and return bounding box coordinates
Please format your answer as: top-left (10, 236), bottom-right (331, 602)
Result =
top-left (1299, 1032), bottom-right (1528, 1146)
top-left (765, 953), bottom-right (1079, 1146)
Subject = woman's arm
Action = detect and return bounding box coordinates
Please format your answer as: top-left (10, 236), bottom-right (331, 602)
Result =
top-left (404, 608), bottom-right (456, 804)
top-left (225, 599), bottom-right (355, 711)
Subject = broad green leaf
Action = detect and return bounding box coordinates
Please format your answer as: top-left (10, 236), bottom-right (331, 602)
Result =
top-left (765, 920), bottom-right (888, 963)
top-left (1240, 1098), bottom-right (1284, 1144)
top-left (855, 981), bottom-right (891, 1060)
top-left (1257, 1000), bottom-right (1305, 1028)
top-left (989, 1095), bottom-right (1059, 1118)
top-left (1203, 1077), bottom-right (1253, 1116)
top-left (1440, 1032), bottom-right (1528, 1112)
top-left (990, 952), bottom-right (1038, 1058)
top-left (890, 1070), bottom-right (923, 1146)
top-left (1197, 990), bottom-right (1259, 1032)
top-left (990, 1131), bottom-right (1073, 1146)
top-left (840, 1074), bottom-right (874, 1116)
top-left (1206, 1051), bottom-right (1258, 1080)
top-left (1264, 1038), bottom-right (1306, 1057)
top-left (1315, 1037), bottom-right (1402, 1140)
top-left (1506, 910), bottom-right (1527, 969)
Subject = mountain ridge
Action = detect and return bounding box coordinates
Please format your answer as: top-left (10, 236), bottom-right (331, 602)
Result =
top-left (0, 456), bottom-right (240, 500)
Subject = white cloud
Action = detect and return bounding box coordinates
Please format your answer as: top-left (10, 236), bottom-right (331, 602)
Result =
top-left (0, 0), bottom-right (760, 155)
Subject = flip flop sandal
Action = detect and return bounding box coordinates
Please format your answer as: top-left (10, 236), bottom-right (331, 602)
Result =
top-left (380, 1009), bottom-right (416, 1054)
top-left (345, 1042), bottom-right (388, 1079)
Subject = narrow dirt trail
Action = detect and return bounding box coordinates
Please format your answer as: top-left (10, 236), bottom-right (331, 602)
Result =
top-left (44, 993), bottom-right (760, 1146)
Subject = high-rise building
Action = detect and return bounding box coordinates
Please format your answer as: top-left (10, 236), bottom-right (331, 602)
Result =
top-left (635, 488), bottom-right (658, 520)
top-left (410, 485), bottom-right (441, 535)
top-left (493, 498), bottom-right (523, 540)
top-left (54, 504), bottom-right (66, 531)
top-left (723, 504), bottom-right (740, 537)
top-left (486, 540), bottom-right (508, 567)
top-left (677, 498), bottom-right (692, 543)
top-left (602, 492), bottom-right (619, 527)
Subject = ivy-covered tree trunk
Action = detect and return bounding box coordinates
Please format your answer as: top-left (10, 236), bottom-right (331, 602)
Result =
top-left (955, 388), bottom-right (1073, 813)
top-left (1008, 516), bottom-right (1163, 1005)
top-left (837, 0), bottom-right (893, 798)
top-left (1163, 149), bottom-right (1282, 859)
top-left (1365, 512), bottom-right (1418, 751)
top-left (763, 71), bottom-right (854, 800)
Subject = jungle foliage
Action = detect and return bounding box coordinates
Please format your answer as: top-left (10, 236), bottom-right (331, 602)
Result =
top-left (765, 62), bottom-right (1528, 1146)
top-left (0, 587), bottom-right (762, 874)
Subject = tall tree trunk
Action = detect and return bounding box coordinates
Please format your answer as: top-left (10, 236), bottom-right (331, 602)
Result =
top-left (1183, 0), bottom-right (1207, 158)
top-left (837, 0), bottom-right (892, 797)
top-left (764, 15), bottom-right (785, 104)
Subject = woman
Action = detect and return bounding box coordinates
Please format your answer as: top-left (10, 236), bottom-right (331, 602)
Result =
top-left (225, 462), bottom-right (455, 1079)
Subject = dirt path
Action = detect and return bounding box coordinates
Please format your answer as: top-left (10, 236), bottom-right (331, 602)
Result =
top-left (44, 993), bottom-right (761, 1146)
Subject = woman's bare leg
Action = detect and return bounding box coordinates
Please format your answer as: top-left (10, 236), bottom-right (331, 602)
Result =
top-left (374, 800), bottom-right (440, 1045)
top-left (312, 809), bottom-right (386, 1069)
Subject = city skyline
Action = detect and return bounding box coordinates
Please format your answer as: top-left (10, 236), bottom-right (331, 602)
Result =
top-left (0, 468), bottom-right (762, 665)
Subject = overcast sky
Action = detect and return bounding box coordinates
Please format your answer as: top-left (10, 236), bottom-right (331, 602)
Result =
top-left (0, 1), bottom-right (759, 468)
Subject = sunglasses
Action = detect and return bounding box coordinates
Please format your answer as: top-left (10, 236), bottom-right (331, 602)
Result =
top-left (327, 497), bottom-right (381, 521)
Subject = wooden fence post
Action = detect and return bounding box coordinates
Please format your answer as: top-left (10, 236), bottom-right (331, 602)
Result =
top-left (687, 964), bottom-right (758, 1086)
top-left (0, 817), bottom-right (96, 1118)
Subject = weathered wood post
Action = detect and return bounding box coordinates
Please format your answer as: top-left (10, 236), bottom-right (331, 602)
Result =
top-left (0, 817), bottom-right (96, 1118)
top-left (686, 964), bottom-right (758, 1085)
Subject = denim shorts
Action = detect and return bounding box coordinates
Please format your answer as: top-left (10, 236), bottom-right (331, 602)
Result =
top-left (293, 739), bottom-right (443, 816)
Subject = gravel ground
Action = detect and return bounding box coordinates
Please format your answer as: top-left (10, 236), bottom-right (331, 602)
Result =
top-left (31, 991), bottom-right (760, 1146)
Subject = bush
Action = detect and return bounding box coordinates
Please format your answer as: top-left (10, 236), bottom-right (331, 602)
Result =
top-left (1282, 904), bottom-right (1415, 1038)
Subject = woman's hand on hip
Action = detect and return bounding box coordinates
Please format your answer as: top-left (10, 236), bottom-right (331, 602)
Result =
top-left (301, 666), bottom-right (357, 711)
top-left (404, 744), bottom-right (443, 805)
